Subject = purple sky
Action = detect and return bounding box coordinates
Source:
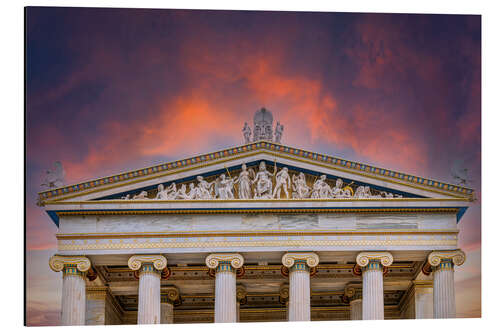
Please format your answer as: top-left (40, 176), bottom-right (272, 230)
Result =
top-left (25, 7), bottom-right (481, 325)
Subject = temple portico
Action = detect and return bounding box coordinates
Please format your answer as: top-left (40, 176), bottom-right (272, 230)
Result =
top-left (48, 248), bottom-right (465, 324)
top-left (40, 110), bottom-right (473, 325)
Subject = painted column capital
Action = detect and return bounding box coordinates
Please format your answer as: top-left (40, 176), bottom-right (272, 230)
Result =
top-left (342, 285), bottom-right (362, 303)
top-left (161, 286), bottom-right (180, 304)
top-left (281, 252), bottom-right (319, 268)
top-left (279, 283), bottom-right (290, 302)
top-left (128, 255), bottom-right (167, 271)
top-left (49, 255), bottom-right (91, 273)
top-left (428, 250), bottom-right (466, 267)
top-left (236, 284), bottom-right (247, 303)
top-left (356, 252), bottom-right (394, 267)
top-left (205, 253), bottom-right (244, 269)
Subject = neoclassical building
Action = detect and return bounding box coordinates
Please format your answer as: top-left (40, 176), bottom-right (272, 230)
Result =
top-left (38, 109), bottom-right (473, 325)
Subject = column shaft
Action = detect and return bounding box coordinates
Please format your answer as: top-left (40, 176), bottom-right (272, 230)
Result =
top-left (214, 263), bottom-right (237, 323)
top-left (137, 264), bottom-right (161, 324)
top-left (350, 298), bottom-right (362, 320)
top-left (362, 262), bottom-right (384, 320)
top-left (415, 286), bottom-right (433, 319)
top-left (433, 261), bottom-right (456, 318)
top-left (288, 262), bottom-right (311, 321)
top-left (61, 269), bottom-right (86, 325)
top-left (161, 302), bottom-right (174, 324)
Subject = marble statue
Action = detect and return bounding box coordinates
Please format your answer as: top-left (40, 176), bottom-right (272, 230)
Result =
top-left (123, 165), bottom-right (404, 201)
top-left (235, 164), bottom-right (255, 199)
top-left (132, 191), bottom-right (148, 200)
top-left (354, 186), bottom-right (372, 199)
top-left (253, 108), bottom-right (274, 141)
top-left (274, 122), bottom-right (284, 143)
top-left (243, 122), bottom-right (252, 144)
top-left (155, 184), bottom-right (169, 199)
top-left (332, 178), bottom-right (353, 198)
top-left (253, 161), bottom-right (275, 199)
top-left (311, 175), bottom-right (333, 199)
top-left (215, 174), bottom-right (237, 199)
top-left (273, 167), bottom-right (291, 199)
top-left (174, 184), bottom-right (189, 199)
top-left (292, 172), bottom-right (310, 199)
top-left (196, 176), bottom-right (215, 199)
top-left (186, 183), bottom-right (198, 199)
top-left (41, 161), bottom-right (65, 188)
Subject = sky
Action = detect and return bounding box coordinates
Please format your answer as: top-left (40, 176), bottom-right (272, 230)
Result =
top-left (25, 7), bottom-right (481, 325)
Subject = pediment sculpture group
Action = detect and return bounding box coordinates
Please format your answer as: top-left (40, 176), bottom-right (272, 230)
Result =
top-left (122, 161), bottom-right (402, 201)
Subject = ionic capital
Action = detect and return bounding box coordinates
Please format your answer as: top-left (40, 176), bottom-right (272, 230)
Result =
top-left (236, 284), bottom-right (247, 302)
top-left (205, 253), bottom-right (244, 269)
top-left (427, 250), bottom-right (466, 267)
top-left (281, 252), bottom-right (319, 268)
top-left (356, 252), bottom-right (393, 267)
top-left (161, 286), bottom-right (180, 303)
top-left (49, 255), bottom-right (91, 273)
top-left (279, 283), bottom-right (289, 304)
top-left (128, 254), bottom-right (167, 271)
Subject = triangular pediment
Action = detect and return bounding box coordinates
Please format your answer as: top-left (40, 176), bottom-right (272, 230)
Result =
top-left (38, 141), bottom-right (474, 204)
top-left (91, 159), bottom-right (421, 201)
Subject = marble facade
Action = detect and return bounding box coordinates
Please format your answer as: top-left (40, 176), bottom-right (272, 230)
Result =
top-left (40, 137), bottom-right (472, 325)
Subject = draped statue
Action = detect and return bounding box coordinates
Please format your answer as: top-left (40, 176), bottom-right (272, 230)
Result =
top-left (235, 164), bottom-right (255, 199)
top-left (252, 161), bottom-right (275, 199)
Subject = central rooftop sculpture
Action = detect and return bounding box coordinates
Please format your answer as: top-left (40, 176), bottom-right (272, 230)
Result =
top-left (243, 107), bottom-right (284, 144)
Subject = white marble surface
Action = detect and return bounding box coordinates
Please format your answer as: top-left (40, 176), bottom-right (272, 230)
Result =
top-left (214, 270), bottom-right (237, 323)
top-left (434, 267), bottom-right (456, 318)
top-left (362, 267), bottom-right (384, 320)
top-left (61, 274), bottom-right (86, 325)
top-left (58, 212), bottom-right (457, 234)
top-left (350, 299), bottom-right (362, 320)
top-left (288, 268), bottom-right (311, 321)
top-left (415, 286), bottom-right (433, 319)
top-left (137, 271), bottom-right (161, 324)
top-left (161, 302), bottom-right (174, 324)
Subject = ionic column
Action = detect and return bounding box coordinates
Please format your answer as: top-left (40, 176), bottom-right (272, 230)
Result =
top-left (128, 255), bottom-right (167, 325)
top-left (206, 253), bottom-right (244, 323)
top-left (279, 283), bottom-right (290, 321)
top-left (344, 286), bottom-right (362, 320)
top-left (282, 252), bottom-right (319, 321)
top-left (350, 299), bottom-right (363, 320)
top-left (356, 252), bottom-right (393, 320)
top-left (426, 250), bottom-right (466, 319)
top-left (161, 286), bottom-right (179, 324)
top-left (49, 255), bottom-right (91, 326)
top-left (236, 284), bottom-right (247, 322)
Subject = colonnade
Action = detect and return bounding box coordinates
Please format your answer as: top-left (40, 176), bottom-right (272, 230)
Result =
top-left (49, 250), bottom-right (465, 325)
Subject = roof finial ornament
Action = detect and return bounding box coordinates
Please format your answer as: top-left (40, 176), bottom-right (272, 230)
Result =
top-left (242, 122), bottom-right (251, 144)
top-left (243, 107), bottom-right (284, 144)
top-left (41, 161), bottom-right (65, 188)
